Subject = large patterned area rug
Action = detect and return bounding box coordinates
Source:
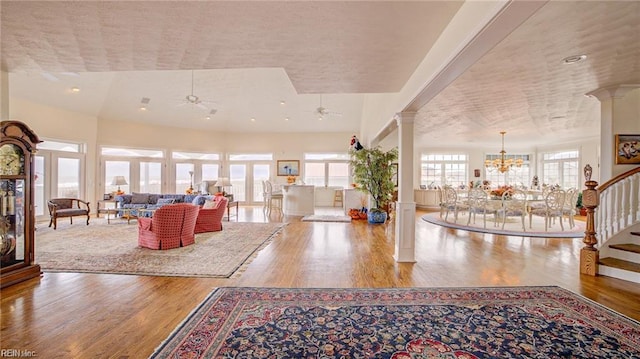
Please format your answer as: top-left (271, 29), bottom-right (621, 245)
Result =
top-left (35, 220), bottom-right (286, 278)
top-left (151, 286), bottom-right (640, 358)
top-left (422, 212), bottom-right (585, 238)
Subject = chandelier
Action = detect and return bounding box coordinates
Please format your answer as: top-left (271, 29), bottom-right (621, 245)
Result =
top-left (485, 131), bottom-right (523, 173)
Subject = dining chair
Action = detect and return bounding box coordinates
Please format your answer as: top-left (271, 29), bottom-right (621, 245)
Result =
top-left (562, 188), bottom-right (579, 229)
top-left (441, 186), bottom-right (468, 223)
top-left (466, 187), bottom-right (497, 228)
top-left (497, 188), bottom-right (528, 231)
top-left (529, 189), bottom-right (566, 231)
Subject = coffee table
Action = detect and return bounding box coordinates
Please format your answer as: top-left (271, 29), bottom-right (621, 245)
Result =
top-left (106, 208), bottom-right (136, 224)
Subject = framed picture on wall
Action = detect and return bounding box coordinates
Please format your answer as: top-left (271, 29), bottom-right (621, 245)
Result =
top-left (277, 160), bottom-right (300, 176)
top-left (615, 134), bottom-right (640, 164)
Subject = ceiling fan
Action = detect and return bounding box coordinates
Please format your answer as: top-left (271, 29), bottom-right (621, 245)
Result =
top-left (312, 95), bottom-right (342, 120)
top-left (178, 70), bottom-right (215, 110)
top-left (41, 71), bottom-right (80, 82)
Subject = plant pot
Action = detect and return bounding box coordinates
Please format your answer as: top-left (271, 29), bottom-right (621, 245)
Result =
top-left (579, 207), bottom-right (587, 216)
top-left (367, 210), bottom-right (387, 224)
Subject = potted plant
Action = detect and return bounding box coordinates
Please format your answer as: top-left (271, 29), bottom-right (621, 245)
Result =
top-left (576, 192), bottom-right (587, 216)
top-left (349, 145), bottom-right (398, 224)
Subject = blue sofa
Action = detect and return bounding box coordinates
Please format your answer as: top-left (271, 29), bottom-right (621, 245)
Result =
top-left (114, 193), bottom-right (214, 217)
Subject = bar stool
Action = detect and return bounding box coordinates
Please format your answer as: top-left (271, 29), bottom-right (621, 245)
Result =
top-left (333, 189), bottom-right (343, 207)
top-left (265, 180), bottom-right (283, 218)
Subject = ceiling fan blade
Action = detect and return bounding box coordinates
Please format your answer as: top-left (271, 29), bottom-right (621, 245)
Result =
top-left (41, 72), bottom-right (60, 82)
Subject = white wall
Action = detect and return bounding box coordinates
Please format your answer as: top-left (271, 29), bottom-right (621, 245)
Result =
top-left (8, 100), bottom-right (353, 206)
top-left (10, 97), bottom-right (99, 206)
top-left (612, 88), bottom-right (640, 179)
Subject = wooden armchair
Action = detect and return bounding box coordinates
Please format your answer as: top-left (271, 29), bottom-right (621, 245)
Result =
top-left (47, 198), bottom-right (91, 230)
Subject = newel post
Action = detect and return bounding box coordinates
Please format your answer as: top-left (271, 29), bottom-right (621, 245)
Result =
top-left (580, 164), bottom-right (599, 276)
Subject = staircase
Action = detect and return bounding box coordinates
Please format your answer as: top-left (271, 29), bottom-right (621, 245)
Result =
top-left (592, 168), bottom-right (640, 283)
top-left (599, 232), bottom-right (640, 283)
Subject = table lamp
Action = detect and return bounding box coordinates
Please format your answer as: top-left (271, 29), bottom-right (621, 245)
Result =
top-left (215, 177), bottom-right (232, 196)
top-left (111, 176), bottom-right (128, 195)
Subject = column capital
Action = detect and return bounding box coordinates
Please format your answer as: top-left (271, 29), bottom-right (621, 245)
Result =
top-left (394, 111), bottom-right (417, 125)
top-left (586, 84), bottom-right (640, 101)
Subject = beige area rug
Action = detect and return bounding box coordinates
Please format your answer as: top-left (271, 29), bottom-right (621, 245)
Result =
top-left (35, 219), bottom-right (286, 278)
top-left (422, 212), bottom-right (585, 238)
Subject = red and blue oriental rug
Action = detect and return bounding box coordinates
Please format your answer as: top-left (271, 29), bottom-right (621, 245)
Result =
top-left (151, 286), bottom-right (640, 358)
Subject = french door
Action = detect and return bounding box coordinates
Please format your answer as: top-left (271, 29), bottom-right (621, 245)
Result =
top-left (34, 151), bottom-right (84, 219)
top-left (228, 163), bottom-right (271, 204)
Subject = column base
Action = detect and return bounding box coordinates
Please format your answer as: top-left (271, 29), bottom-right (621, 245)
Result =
top-left (394, 201), bottom-right (416, 263)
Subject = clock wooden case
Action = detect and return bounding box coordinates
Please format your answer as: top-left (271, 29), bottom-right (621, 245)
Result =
top-left (1, 120), bottom-right (42, 288)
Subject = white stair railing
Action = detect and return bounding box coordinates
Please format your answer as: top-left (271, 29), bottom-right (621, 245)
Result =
top-left (596, 169), bottom-right (640, 248)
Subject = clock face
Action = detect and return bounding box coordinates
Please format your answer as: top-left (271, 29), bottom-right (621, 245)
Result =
top-left (0, 144), bottom-right (23, 176)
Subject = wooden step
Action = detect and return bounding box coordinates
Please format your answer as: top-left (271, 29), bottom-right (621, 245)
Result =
top-left (599, 257), bottom-right (640, 273)
top-left (609, 243), bottom-right (640, 254)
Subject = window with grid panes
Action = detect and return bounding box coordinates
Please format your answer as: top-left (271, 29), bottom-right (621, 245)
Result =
top-left (420, 154), bottom-right (468, 187)
top-left (541, 150), bottom-right (579, 189)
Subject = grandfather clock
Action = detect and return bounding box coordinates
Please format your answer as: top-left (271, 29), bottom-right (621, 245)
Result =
top-left (1, 120), bottom-right (42, 288)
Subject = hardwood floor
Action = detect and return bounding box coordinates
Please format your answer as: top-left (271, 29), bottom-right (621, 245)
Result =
top-left (2, 207), bottom-right (640, 358)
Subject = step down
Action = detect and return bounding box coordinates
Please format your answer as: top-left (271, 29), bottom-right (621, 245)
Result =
top-left (599, 257), bottom-right (640, 273)
top-left (609, 243), bottom-right (640, 254)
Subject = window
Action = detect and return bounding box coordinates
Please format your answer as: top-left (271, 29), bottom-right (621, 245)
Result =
top-left (175, 163), bottom-right (194, 194)
top-left (420, 154), bottom-right (468, 187)
top-left (101, 146), bottom-right (164, 195)
top-left (228, 153), bottom-right (273, 204)
top-left (303, 153), bottom-right (349, 188)
top-left (542, 150), bottom-right (579, 189)
top-left (484, 154), bottom-right (531, 187)
top-left (172, 151), bottom-right (221, 192)
top-left (35, 140), bottom-right (85, 218)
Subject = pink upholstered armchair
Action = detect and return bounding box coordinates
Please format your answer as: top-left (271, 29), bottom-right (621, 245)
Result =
top-left (195, 196), bottom-right (229, 233)
top-left (138, 203), bottom-right (199, 250)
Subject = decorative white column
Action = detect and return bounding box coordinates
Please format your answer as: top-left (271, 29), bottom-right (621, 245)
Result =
top-left (586, 84), bottom-right (640, 182)
top-left (394, 112), bottom-right (416, 262)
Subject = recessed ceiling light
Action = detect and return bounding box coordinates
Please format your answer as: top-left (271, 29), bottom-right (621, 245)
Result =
top-left (562, 54), bottom-right (586, 64)
top-left (139, 106), bottom-right (147, 111)
top-left (280, 100), bottom-right (286, 105)
top-left (71, 87), bottom-right (80, 93)
top-left (318, 117), bottom-right (323, 121)
top-left (284, 117), bottom-right (289, 121)
top-left (251, 118), bottom-right (256, 122)
top-left (205, 116), bottom-right (211, 120)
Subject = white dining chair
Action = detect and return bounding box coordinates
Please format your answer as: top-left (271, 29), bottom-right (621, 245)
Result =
top-left (529, 189), bottom-right (565, 231)
top-left (497, 188), bottom-right (528, 231)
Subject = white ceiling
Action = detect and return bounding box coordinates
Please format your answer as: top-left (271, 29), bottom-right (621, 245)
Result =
top-left (2, 1), bottom-right (639, 149)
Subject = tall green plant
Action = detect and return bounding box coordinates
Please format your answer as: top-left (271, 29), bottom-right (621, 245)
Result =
top-left (349, 146), bottom-right (398, 211)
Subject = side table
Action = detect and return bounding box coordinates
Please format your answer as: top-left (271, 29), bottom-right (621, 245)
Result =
top-left (97, 199), bottom-right (119, 218)
top-left (227, 201), bottom-right (239, 221)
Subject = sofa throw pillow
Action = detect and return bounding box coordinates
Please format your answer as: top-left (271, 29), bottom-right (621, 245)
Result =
top-left (131, 192), bottom-right (150, 204)
top-left (203, 199), bottom-right (218, 209)
top-left (156, 198), bottom-right (176, 205)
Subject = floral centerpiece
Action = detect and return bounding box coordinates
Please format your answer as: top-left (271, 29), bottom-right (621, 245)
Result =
top-left (490, 185), bottom-right (513, 199)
